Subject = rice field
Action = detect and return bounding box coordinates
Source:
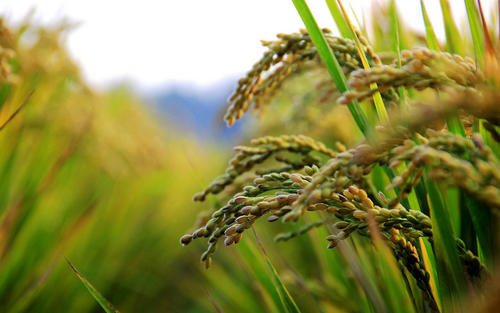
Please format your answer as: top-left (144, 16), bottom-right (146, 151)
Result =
top-left (0, 1), bottom-right (499, 312)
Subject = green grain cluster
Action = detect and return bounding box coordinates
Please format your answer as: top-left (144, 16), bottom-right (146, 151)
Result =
top-left (225, 29), bottom-right (378, 126)
top-left (183, 1), bottom-right (500, 312)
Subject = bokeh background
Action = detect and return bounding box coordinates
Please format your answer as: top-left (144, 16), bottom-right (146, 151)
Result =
top-left (0, 0), bottom-right (496, 312)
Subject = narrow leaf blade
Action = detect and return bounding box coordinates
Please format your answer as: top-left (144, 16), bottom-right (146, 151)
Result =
top-left (324, 0), bottom-right (352, 38)
top-left (252, 229), bottom-right (302, 313)
top-left (420, 0), bottom-right (440, 51)
top-left (439, 0), bottom-right (463, 54)
top-left (291, 0), bottom-right (371, 138)
top-left (67, 259), bottom-right (119, 313)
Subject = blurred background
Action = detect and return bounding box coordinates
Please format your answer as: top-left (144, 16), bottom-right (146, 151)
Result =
top-left (2, 0), bottom-right (492, 141)
top-left (0, 0), bottom-right (496, 312)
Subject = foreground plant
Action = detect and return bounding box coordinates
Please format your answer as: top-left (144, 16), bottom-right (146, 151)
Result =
top-left (183, 1), bottom-right (499, 312)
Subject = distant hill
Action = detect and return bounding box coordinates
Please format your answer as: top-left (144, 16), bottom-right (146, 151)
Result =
top-left (149, 78), bottom-right (243, 142)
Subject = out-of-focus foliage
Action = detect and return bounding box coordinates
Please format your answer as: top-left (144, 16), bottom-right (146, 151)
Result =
top-left (0, 17), bottom-right (231, 312)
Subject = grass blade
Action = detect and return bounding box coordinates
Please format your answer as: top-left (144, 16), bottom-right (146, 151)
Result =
top-left (420, 0), bottom-right (440, 51)
top-left (366, 218), bottom-right (417, 313)
top-left (237, 239), bottom-right (282, 313)
top-left (203, 286), bottom-right (226, 313)
top-left (66, 259), bottom-right (119, 313)
top-left (252, 228), bottom-right (302, 313)
top-left (388, 0), bottom-right (406, 53)
top-left (418, 238), bottom-right (441, 310)
top-left (334, 0), bottom-right (389, 124)
top-left (476, 0), bottom-right (498, 81)
top-left (324, 0), bottom-right (351, 38)
top-left (291, 0), bottom-right (371, 138)
top-left (0, 90), bottom-right (34, 132)
top-left (422, 1), bottom-right (467, 138)
top-left (464, 196), bottom-right (494, 267)
top-left (439, 0), bottom-right (463, 54)
top-left (464, 0), bottom-right (484, 64)
top-left (477, 0), bottom-right (495, 56)
top-left (424, 175), bottom-right (465, 309)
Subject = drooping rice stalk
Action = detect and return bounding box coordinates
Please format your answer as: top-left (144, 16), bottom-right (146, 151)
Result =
top-left (183, 1), bottom-right (500, 312)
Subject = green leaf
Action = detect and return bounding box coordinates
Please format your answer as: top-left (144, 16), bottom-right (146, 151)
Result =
top-left (324, 0), bottom-right (351, 38)
top-left (476, 0), bottom-right (496, 57)
top-left (419, 238), bottom-right (441, 310)
top-left (445, 187), bottom-right (461, 235)
top-left (252, 229), bottom-right (302, 313)
top-left (446, 116), bottom-right (466, 137)
top-left (439, 0), bottom-right (463, 54)
top-left (464, 196), bottom-right (493, 267)
top-left (464, 0), bottom-right (484, 65)
top-left (334, 0), bottom-right (389, 124)
top-left (238, 239), bottom-right (282, 313)
top-left (368, 231), bottom-right (416, 313)
top-left (388, 0), bottom-right (405, 53)
top-left (387, 0), bottom-right (410, 108)
top-left (67, 259), bottom-right (119, 313)
top-left (426, 1), bottom-right (467, 140)
top-left (420, 0), bottom-right (440, 51)
top-left (440, 0), bottom-right (462, 54)
top-left (304, 214), bottom-right (374, 312)
top-left (0, 90), bottom-right (34, 132)
top-left (424, 175), bottom-right (465, 309)
top-left (291, 0), bottom-right (371, 139)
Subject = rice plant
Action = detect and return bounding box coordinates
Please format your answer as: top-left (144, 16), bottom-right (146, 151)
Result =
top-left (0, 17), bottom-right (227, 313)
top-left (182, 1), bottom-right (500, 312)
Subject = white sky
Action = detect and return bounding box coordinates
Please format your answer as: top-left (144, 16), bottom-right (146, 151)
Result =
top-left (0, 0), bottom-right (494, 89)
